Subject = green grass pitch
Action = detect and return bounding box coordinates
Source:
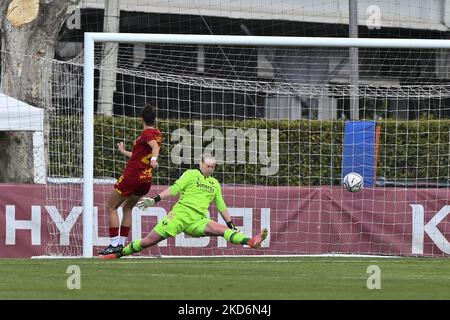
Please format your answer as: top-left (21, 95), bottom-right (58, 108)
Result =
top-left (1, 257), bottom-right (449, 300)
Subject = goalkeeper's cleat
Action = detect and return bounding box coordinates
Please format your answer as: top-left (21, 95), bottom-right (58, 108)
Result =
top-left (98, 244), bottom-right (123, 256)
top-left (99, 251), bottom-right (123, 260)
top-left (248, 228), bottom-right (268, 249)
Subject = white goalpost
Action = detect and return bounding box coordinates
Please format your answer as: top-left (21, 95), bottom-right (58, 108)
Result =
top-left (47, 33), bottom-right (450, 258)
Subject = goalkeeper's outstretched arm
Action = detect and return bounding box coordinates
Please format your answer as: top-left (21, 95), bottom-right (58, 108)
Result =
top-left (215, 188), bottom-right (237, 230)
top-left (219, 208), bottom-right (239, 231)
top-left (136, 171), bottom-right (188, 208)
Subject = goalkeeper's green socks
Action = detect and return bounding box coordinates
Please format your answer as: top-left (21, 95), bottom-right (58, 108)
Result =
top-left (223, 229), bottom-right (250, 245)
top-left (122, 239), bottom-right (143, 256)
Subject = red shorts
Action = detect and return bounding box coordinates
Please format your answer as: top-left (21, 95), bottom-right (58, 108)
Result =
top-left (114, 167), bottom-right (153, 197)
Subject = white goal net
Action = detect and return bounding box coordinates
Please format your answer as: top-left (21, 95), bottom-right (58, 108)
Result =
top-left (44, 33), bottom-right (450, 257)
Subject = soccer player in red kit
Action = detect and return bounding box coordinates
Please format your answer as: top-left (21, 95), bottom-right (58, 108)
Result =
top-left (98, 105), bottom-right (162, 255)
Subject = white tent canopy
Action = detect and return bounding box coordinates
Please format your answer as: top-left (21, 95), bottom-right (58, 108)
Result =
top-left (0, 92), bottom-right (46, 183)
top-left (0, 93), bottom-right (43, 131)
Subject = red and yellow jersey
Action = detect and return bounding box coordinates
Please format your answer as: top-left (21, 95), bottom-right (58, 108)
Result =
top-left (122, 128), bottom-right (162, 181)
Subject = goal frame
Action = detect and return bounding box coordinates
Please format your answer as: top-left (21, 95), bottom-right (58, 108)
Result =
top-left (83, 32), bottom-right (450, 257)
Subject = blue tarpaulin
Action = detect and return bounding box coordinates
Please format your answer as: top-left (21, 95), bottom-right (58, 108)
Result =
top-left (342, 121), bottom-right (378, 187)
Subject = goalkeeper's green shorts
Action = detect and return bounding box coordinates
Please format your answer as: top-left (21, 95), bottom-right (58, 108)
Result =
top-left (153, 207), bottom-right (212, 238)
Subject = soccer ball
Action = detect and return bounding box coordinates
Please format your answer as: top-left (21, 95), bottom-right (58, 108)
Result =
top-left (342, 172), bottom-right (364, 193)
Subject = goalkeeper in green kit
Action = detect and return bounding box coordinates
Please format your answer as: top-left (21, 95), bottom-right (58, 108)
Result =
top-left (101, 153), bottom-right (268, 259)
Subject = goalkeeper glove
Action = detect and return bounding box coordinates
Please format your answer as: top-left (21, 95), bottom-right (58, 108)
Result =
top-left (137, 195), bottom-right (161, 209)
top-left (226, 220), bottom-right (239, 232)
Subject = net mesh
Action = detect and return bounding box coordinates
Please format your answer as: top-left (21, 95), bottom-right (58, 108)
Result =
top-left (44, 39), bottom-right (450, 257)
top-left (0, 0), bottom-right (433, 257)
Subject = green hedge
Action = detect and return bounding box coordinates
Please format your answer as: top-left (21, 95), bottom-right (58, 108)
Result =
top-left (376, 120), bottom-right (450, 183)
top-left (49, 116), bottom-right (450, 186)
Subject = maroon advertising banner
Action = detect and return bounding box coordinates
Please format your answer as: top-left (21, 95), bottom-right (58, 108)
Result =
top-left (1, 184), bottom-right (449, 257)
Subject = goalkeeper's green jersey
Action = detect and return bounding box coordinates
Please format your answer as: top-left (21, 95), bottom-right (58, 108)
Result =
top-left (169, 168), bottom-right (227, 217)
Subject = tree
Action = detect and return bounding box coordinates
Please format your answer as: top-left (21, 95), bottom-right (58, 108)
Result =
top-left (0, 0), bottom-right (78, 182)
